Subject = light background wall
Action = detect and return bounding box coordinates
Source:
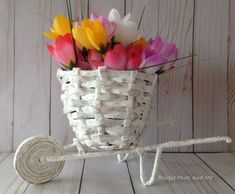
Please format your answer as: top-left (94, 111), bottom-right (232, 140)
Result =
top-left (0, 0), bottom-right (234, 152)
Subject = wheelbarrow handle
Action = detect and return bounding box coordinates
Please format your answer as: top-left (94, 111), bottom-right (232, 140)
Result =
top-left (139, 136), bottom-right (231, 152)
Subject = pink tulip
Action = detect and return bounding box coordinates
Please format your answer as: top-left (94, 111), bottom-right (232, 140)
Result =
top-left (47, 34), bottom-right (75, 69)
top-left (78, 61), bottom-right (92, 70)
top-left (104, 44), bottom-right (126, 70)
top-left (76, 50), bottom-right (92, 70)
top-left (141, 37), bottom-right (178, 73)
top-left (126, 44), bottom-right (144, 69)
top-left (88, 49), bottom-right (104, 69)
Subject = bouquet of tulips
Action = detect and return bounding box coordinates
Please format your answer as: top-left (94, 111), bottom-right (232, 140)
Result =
top-left (44, 8), bottom-right (179, 74)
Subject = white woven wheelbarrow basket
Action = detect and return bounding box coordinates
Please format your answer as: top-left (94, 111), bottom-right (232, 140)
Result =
top-left (14, 67), bottom-right (232, 186)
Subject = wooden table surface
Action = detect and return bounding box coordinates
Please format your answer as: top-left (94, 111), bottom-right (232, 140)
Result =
top-left (0, 153), bottom-right (235, 194)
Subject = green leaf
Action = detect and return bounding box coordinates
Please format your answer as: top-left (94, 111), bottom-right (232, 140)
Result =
top-left (110, 36), bottom-right (116, 48)
top-left (156, 68), bottom-right (166, 75)
top-left (99, 44), bottom-right (106, 54)
top-left (65, 61), bottom-right (75, 70)
top-left (82, 47), bottom-right (88, 57)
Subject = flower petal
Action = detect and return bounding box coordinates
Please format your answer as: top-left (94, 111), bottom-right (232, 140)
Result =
top-left (54, 34), bottom-right (75, 65)
top-left (123, 13), bottom-right (131, 22)
top-left (142, 54), bottom-right (166, 74)
top-left (47, 44), bottom-right (54, 55)
top-left (47, 34), bottom-right (75, 66)
top-left (98, 16), bottom-right (117, 40)
top-left (90, 12), bottom-right (98, 19)
top-left (79, 61), bottom-right (92, 70)
top-left (161, 43), bottom-right (178, 58)
top-left (134, 37), bottom-right (147, 47)
top-left (115, 21), bottom-right (138, 45)
top-left (85, 19), bottom-right (107, 51)
top-left (104, 44), bottom-right (126, 70)
top-left (93, 19), bottom-right (107, 46)
top-left (53, 15), bottom-right (71, 35)
top-left (72, 25), bottom-right (93, 49)
top-left (85, 28), bottom-right (100, 51)
top-left (88, 49), bottom-right (104, 69)
top-left (108, 8), bottom-right (122, 22)
top-left (43, 31), bottom-right (58, 40)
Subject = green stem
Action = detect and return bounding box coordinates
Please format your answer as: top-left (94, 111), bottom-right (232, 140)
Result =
top-left (66, 0), bottom-right (70, 20)
top-left (68, 0), bottom-right (72, 22)
top-left (66, 0), bottom-right (78, 68)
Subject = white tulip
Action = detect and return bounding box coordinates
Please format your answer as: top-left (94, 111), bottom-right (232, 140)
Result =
top-left (108, 8), bottom-right (139, 45)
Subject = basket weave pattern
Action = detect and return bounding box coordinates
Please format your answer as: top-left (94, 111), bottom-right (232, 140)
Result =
top-left (57, 67), bottom-right (157, 151)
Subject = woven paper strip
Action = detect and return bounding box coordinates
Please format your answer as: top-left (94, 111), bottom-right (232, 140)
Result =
top-left (57, 67), bottom-right (157, 151)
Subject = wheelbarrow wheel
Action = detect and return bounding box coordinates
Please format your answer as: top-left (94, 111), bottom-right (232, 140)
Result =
top-left (14, 135), bottom-right (65, 184)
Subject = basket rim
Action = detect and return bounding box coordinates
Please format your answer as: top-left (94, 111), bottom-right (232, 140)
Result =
top-left (58, 66), bottom-right (156, 75)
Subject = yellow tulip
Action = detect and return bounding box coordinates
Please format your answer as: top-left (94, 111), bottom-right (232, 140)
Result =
top-left (72, 24), bottom-right (93, 49)
top-left (72, 19), bottom-right (107, 51)
top-left (43, 15), bottom-right (71, 40)
top-left (134, 37), bottom-right (147, 47)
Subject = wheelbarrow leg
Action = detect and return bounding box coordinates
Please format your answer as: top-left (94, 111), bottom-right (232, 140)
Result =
top-left (137, 136), bottom-right (232, 186)
top-left (138, 147), bottom-right (163, 186)
top-left (117, 153), bottom-right (130, 162)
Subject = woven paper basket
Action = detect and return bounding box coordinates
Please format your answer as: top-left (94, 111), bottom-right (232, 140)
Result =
top-left (57, 66), bottom-right (157, 151)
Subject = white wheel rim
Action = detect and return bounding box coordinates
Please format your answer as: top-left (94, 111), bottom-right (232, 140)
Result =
top-left (14, 135), bottom-right (65, 184)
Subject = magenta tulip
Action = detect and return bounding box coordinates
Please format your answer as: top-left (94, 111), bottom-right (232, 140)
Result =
top-left (104, 44), bottom-right (126, 70)
top-left (141, 37), bottom-right (178, 73)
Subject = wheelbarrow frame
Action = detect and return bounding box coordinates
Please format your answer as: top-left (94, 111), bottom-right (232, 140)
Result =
top-left (14, 134), bottom-right (231, 186)
top-left (45, 136), bottom-right (232, 186)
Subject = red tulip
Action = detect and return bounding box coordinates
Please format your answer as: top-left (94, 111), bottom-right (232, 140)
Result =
top-left (47, 34), bottom-right (75, 69)
top-left (126, 44), bottom-right (144, 69)
top-left (88, 49), bottom-right (104, 69)
top-left (104, 44), bottom-right (126, 70)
